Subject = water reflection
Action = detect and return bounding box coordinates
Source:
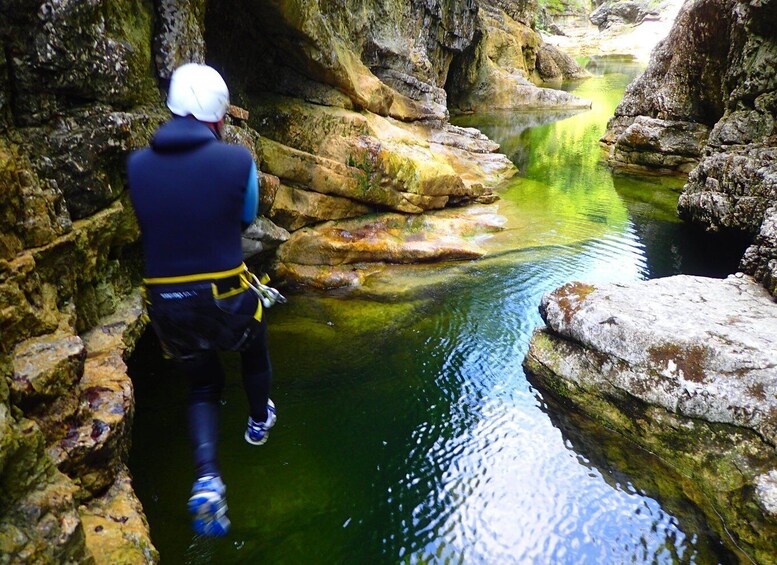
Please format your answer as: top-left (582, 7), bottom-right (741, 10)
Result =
top-left (129, 61), bottom-right (739, 563)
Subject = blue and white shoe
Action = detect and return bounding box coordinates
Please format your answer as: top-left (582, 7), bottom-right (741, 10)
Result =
top-left (245, 399), bottom-right (276, 445)
top-left (187, 475), bottom-right (230, 537)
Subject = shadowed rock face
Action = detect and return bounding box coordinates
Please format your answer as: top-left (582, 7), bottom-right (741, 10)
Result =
top-left (602, 0), bottom-right (777, 297)
top-left (524, 274), bottom-right (777, 562)
top-left (601, 0), bottom-right (733, 173)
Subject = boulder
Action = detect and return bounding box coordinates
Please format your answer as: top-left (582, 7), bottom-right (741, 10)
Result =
top-left (524, 273), bottom-right (777, 562)
top-left (603, 115), bottom-right (711, 174)
top-left (589, 1), bottom-right (653, 30)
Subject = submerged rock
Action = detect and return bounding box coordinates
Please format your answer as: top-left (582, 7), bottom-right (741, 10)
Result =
top-left (524, 273), bottom-right (777, 562)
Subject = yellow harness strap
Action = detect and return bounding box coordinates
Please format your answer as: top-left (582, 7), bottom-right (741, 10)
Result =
top-left (143, 263), bottom-right (247, 285)
top-left (142, 263), bottom-right (264, 323)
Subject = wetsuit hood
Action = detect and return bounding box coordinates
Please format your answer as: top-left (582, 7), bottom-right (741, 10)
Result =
top-left (151, 117), bottom-right (217, 152)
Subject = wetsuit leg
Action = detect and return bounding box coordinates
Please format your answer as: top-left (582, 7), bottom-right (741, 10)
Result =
top-left (178, 352), bottom-right (225, 478)
top-left (241, 317), bottom-right (272, 422)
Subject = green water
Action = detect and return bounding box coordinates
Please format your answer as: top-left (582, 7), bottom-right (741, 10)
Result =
top-left (129, 60), bottom-right (745, 563)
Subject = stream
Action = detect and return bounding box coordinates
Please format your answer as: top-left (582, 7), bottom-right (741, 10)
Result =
top-left (128, 58), bottom-right (745, 563)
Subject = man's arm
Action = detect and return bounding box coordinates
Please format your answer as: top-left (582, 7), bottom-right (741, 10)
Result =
top-left (241, 160), bottom-right (259, 230)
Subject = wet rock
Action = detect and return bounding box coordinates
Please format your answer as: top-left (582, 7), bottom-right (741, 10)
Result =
top-left (524, 273), bottom-right (777, 561)
top-left (79, 465), bottom-right (158, 564)
top-left (10, 334), bottom-right (85, 407)
top-left (275, 205), bottom-right (506, 287)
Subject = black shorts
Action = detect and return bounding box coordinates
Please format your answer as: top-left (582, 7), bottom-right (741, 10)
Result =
top-left (145, 280), bottom-right (263, 360)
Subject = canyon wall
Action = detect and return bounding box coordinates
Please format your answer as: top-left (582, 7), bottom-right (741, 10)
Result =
top-left (0, 1), bottom-right (585, 560)
top-left (602, 0), bottom-right (777, 297)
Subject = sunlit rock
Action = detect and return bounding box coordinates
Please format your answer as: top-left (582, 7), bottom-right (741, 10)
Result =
top-left (253, 97), bottom-right (516, 231)
top-left (80, 465), bottom-right (159, 564)
top-left (602, 0), bottom-right (777, 297)
top-left (602, 0), bottom-right (733, 172)
top-left (524, 273), bottom-right (777, 562)
top-left (602, 115), bottom-right (710, 174)
top-left (447, 4), bottom-right (591, 113)
top-left (275, 205), bottom-right (506, 288)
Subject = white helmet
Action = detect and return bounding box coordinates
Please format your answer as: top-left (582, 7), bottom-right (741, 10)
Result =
top-left (166, 63), bottom-right (229, 122)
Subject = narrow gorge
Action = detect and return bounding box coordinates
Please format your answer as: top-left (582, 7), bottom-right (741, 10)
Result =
top-left (1, 0), bottom-right (775, 562)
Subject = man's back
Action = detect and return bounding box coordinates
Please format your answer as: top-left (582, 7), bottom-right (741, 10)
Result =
top-left (128, 117), bottom-right (253, 278)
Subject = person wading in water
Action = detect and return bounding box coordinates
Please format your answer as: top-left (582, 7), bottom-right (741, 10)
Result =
top-left (127, 63), bottom-right (277, 537)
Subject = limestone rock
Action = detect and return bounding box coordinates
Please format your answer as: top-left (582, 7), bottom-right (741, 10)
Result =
top-left (678, 145), bottom-right (777, 235)
top-left (153, 0), bottom-right (206, 79)
top-left (741, 207), bottom-right (777, 297)
top-left (10, 334), bottom-right (85, 407)
top-left (590, 1), bottom-right (655, 30)
top-left (0, 410), bottom-right (90, 564)
top-left (0, 137), bottom-right (72, 260)
top-left (524, 273), bottom-right (777, 561)
top-left (602, 0), bottom-right (734, 171)
top-left (604, 115), bottom-right (710, 174)
top-left (269, 184), bottom-right (373, 232)
top-left (603, 0), bottom-right (777, 296)
top-left (254, 99), bottom-right (516, 219)
top-left (535, 43), bottom-right (591, 83)
top-left (1, 1), bottom-right (159, 126)
top-left (206, 0), bottom-right (479, 120)
top-left (24, 106), bottom-right (167, 220)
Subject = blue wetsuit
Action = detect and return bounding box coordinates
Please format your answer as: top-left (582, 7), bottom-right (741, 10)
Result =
top-left (128, 117), bottom-right (271, 479)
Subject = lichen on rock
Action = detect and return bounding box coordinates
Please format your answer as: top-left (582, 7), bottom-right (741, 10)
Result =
top-left (525, 273), bottom-right (777, 561)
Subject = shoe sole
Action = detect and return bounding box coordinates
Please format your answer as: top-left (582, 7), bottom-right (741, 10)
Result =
top-left (244, 429), bottom-right (270, 445)
top-left (245, 404), bottom-right (276, 445)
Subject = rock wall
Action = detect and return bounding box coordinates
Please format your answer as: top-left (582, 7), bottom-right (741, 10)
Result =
top-left (602, 0), bottom-right (777, 296)
top-left (446, 1), bottom-right (592, 112)
top-left (204, 0), bottom-right (590, 288)
top-left (1, 0), bottom-right (590, 560)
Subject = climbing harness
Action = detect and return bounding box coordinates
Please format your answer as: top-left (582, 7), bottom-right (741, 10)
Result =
top-left (143, 262), bottom-right (287, 311)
